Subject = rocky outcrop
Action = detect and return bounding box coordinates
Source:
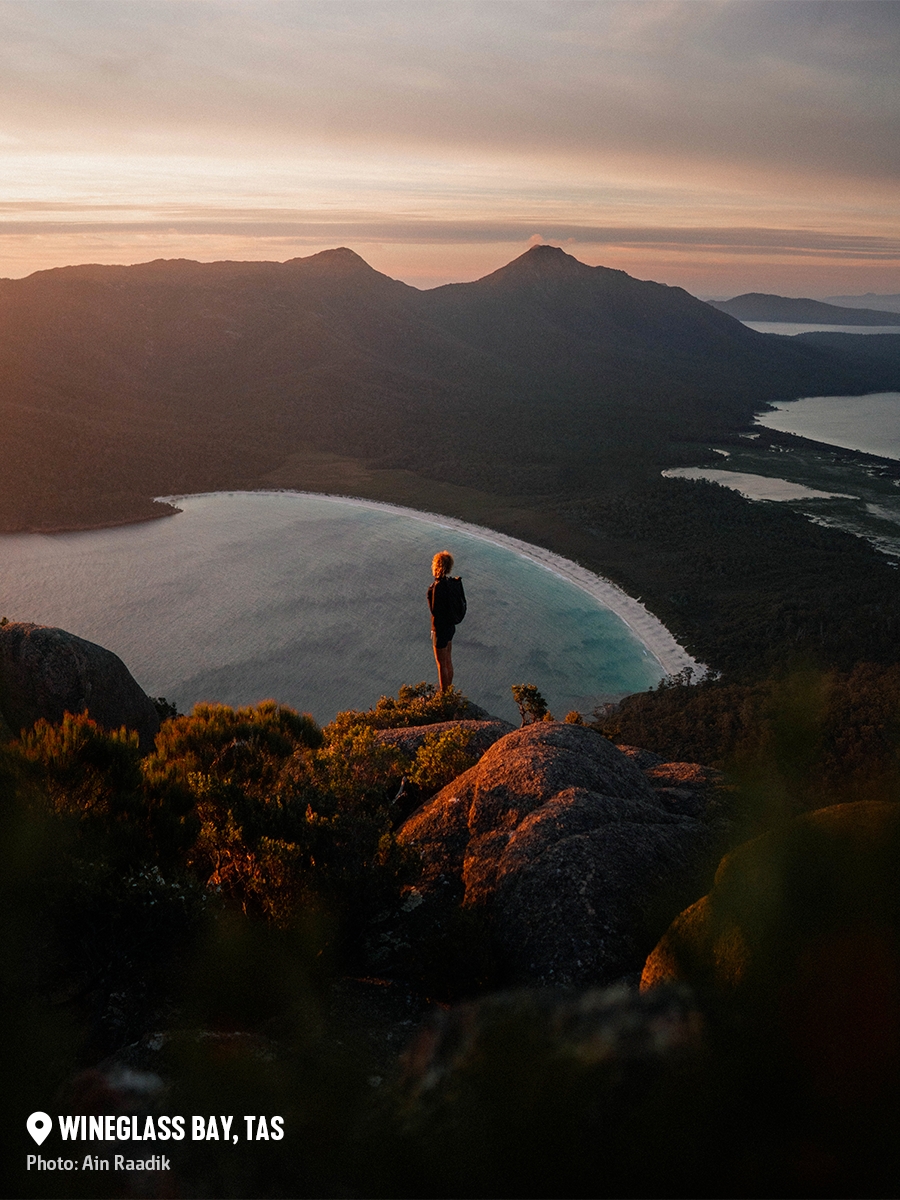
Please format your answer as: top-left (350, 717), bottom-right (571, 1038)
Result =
top-left (641, 801), bottom-right (900, 1106)
top-left (401, 981), bottom-right (702, 1104)
top-left (0, 622), bottom-right (159, 751)
top-left (393, 982), bottom-right (705, 1198)
top-left (621, 747), bottom-right (728, 818)
top-left (396, 722), bottom-right (728, 986)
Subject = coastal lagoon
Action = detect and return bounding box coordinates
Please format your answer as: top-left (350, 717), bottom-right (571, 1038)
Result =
top-left (661, 467), bottom-right (853, 502)
top-left (0, 491), bottom-right (671, 725)
top-left (662, 392), bottom-right (900, 563)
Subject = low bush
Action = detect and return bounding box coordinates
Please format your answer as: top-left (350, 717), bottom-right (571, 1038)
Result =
top-left (327, 681), bottom-right (475, 732)
top-left (15, 711), bottom-right (196, 865)
top-left (407, 724), bottom-right (478, 793)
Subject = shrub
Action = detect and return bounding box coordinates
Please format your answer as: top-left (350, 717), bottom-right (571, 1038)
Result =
top-left (150, 699), bottom-right (322, 781)
top-left (14, 711), bottom-right (196, 863)
top-left (141, 702), bottom-right (410, 937)
top-left (511, 683), bottom-right (553, 726)
top-left (327, 682), bottom-right (475, 732)
top-left (152, 695), bottom-right (179, 721)
top-left (316, 722), bottom-right (409, 805)
top-left (17, 711), bottom-right (142, 813)
top-left (408, 725), bottom-right (478, 793)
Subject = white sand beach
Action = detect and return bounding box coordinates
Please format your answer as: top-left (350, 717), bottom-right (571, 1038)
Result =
top-left (274, 491), bottom-right (706, 680)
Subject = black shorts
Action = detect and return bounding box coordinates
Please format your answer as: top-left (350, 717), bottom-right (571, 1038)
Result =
top-left (433, 625), bottom-right (454, 650)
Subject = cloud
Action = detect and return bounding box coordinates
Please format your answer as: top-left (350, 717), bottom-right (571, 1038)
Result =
top-left (1, 205), bottom-right (897, 263)
top-left (0, 1), bottom-right (897, 191)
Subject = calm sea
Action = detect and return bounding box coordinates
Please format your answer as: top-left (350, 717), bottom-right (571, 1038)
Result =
top-left (755, 392), bottom-right (900, 461)
top-left (0, 492), bottom-right (663, 725)
top-left (742, 321), bottom-right (900, 336)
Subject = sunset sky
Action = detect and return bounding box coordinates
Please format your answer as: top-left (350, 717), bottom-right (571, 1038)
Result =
top-left (1, 0), bottom-right (898, 297)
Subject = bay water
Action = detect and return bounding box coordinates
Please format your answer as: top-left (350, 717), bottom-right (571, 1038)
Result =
top-left (0, 491), bottom-right (664, 726)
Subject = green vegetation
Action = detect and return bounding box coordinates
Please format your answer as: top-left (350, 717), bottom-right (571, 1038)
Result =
top-left (1, 687), bottom-right (478, 1197)
top-left (17, 711), bottom-right (196, 864)
top-left (605, 662), bottom-right (900, 836)
top-left (562, 473), bottom-right (900, 678)
top-left (151, 694), bottom-right (179, 720)
top-left (406, 723), bottom-right (478, 792)
top-left (2, 685), bottom-right (486, 1054)
top-left (4, 250), bottom-right (900, 1195)
top-left (2, 249), bottom-right (899, 705)
top-left (8, 246), bottom-right (889, 532)
top-left (511, 683), bottom-right (553, 725)
top-left (326, 680), bottom-right (476, 731)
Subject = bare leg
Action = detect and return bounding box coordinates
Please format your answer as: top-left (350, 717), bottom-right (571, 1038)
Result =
top-left (434, 639), bottom-right (454, 692)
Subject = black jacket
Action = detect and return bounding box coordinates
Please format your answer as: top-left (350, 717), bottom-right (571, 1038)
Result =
top-left (427, 575), bottom-right (465, 630)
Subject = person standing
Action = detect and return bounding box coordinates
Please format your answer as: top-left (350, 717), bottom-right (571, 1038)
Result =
top-left (427, 550), bottom-right (466, 692)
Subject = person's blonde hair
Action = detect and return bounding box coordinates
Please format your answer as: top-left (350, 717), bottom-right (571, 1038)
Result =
top-left (432, 551), bottom-right (454, 578)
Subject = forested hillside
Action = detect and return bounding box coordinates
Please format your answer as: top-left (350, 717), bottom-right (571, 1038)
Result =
top-left (2, 244), bottom-right (896, 529)
top-left (3, 245), bottom-right (900, 680)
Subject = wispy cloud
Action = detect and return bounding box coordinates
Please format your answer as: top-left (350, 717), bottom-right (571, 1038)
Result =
top-left (2, 206), bottom-right (898, 262)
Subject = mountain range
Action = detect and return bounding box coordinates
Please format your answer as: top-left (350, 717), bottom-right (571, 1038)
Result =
top-left (708, 293), bottom-right (900, 326)
top-left (2, 243), bottom-right (897, 533)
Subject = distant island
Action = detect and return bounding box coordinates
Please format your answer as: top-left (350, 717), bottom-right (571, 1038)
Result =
top-left (707, 291), bottom-right (900, 325)
top-left (825, 291), bottom-right (900, 314)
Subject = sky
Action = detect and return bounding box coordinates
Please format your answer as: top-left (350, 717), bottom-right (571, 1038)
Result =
top-left (0, 0), bottom-right (898, 297)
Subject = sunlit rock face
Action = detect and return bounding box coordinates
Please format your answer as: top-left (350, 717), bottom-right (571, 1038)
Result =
top-left (0, 622), bottom-right (159, 751)
top-left (642, 800), bottom-right (900, 1108)
top-left (397, 722), bottom-right (726, 986)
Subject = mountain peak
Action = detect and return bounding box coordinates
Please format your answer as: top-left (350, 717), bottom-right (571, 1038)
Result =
top-left (286, 247), bottom-right (382, 277)
top-left (521, 243), bottom-right (571, 262)
top-left (473, 244), bottom-right (626, 291)
top-left (506, 243), bottom-right (588, 275)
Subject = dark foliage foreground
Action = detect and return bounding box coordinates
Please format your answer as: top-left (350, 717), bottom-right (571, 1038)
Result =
top-left (5, 685), bottom-right (900, 1198)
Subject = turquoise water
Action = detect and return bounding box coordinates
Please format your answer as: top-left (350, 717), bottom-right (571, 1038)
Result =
top-left (0, 491), bottom-right (664, 725)
top-left (756, 392), bottom-right (900, 461)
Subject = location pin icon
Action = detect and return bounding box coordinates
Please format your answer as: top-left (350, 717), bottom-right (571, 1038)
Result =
top-left (27, 1112), bottom-right (52, 1145)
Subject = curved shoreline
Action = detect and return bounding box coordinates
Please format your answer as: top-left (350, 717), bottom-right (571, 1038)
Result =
top-left (160, 489), bottom-right (706, 680)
